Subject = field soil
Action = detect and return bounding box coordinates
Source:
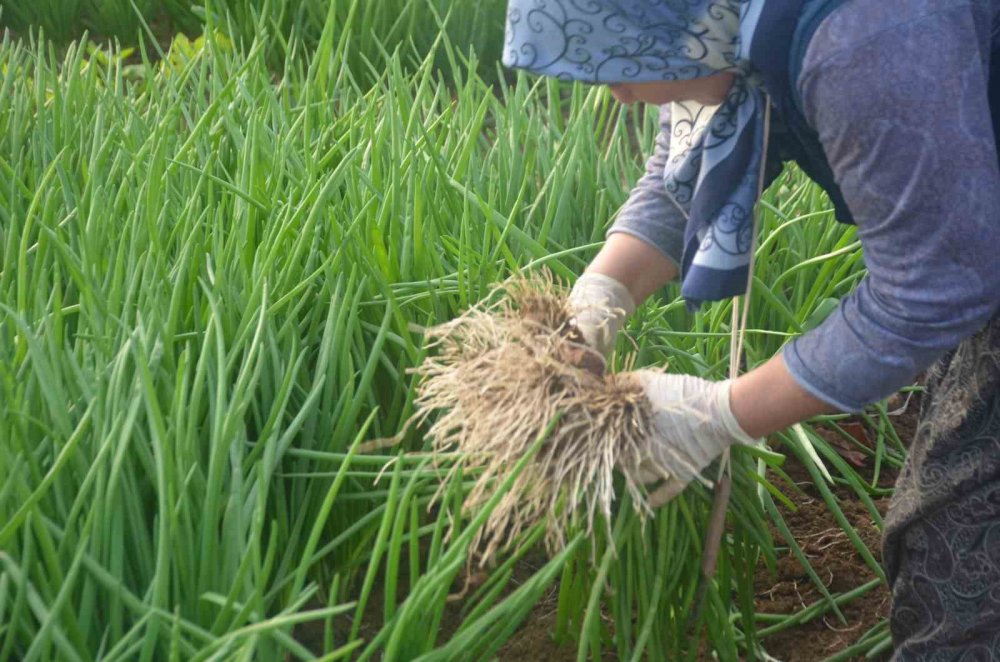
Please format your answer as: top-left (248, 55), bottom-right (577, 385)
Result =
top-left (751, 441), bottom-right (893, 661)
top-left (751, 391), bottom-right (919, 662)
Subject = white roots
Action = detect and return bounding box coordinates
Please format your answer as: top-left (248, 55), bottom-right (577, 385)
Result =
top-left (409, 270), bottom-right (656, 566)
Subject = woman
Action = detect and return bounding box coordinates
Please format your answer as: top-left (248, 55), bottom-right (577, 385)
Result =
top-left (502, 0), bottom-right (1000, 658)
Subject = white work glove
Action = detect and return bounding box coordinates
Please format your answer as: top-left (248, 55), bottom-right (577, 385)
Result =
top-left (566, 273), bottom-right (636, 358)
top-left (626, 371), bottom-right (758, 506)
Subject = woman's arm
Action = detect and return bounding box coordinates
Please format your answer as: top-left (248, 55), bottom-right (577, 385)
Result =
top-left (604, 104), bottom-right (687, 276)
top-left (586, 233), bottom-right (677, 303)
top-left (782, 0), bottom-right (1000, 413)
top-left (567, 104), bottom-right (685, 357)
top-left (588, 238), bottom-right (835, 437)
top-left (601, 3), bottom-right (1000, 435)
top-left (729, 353), bottom-right (836, 437)
top-left (586, 102), bottom-right (831, 436)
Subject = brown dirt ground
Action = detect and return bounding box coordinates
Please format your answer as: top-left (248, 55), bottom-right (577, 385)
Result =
top-left (751, 390), bottom-right (921, 662)
top-left (752, 446), bottom-right (893, 661)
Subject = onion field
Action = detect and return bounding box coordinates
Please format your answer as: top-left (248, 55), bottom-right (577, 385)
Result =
top-left (0, 2), bottom-right (910, 660)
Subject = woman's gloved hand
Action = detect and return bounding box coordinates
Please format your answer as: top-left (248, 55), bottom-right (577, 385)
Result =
top-left (626, 371), bottom-right (758, 506)
top-left (566, 272), bottom-right (636, 359)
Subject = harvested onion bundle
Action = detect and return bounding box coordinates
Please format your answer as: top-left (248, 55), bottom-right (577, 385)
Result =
top-left (411, 270), bottom-right (657, 565)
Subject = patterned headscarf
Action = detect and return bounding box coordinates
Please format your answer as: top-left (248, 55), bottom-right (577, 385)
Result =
top-left (503, 0), bottom-right (769, 308)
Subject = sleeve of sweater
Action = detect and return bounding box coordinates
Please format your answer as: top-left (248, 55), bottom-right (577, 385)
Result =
top-left (783, 0), bottom-right (1000, 412)
top-left (606, 104), bottom-right (687, 270)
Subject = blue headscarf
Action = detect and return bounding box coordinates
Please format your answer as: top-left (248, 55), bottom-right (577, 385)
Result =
top-left (503, 0), bottom-right (769, 308)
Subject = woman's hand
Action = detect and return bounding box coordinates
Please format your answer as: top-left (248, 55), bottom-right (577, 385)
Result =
top-left (625, 371), bottom-right (757, 505)
top-left (628, 356), bottom-right (839, 506)
top-left (570, 235), bottom-right (837, 503)
top-left (566, 272), bottom-right (635, 359)
top-left (563, 233), bottom-right (677, 373)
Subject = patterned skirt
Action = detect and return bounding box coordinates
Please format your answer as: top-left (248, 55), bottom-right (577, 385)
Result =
top-left (883, 318), bottom-right (1000, 660)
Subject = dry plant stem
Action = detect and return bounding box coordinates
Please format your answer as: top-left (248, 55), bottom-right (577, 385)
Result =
top-left (687, 473), bottom-right (732, 631)
top-left (406, 270), bottom-right (659, 567)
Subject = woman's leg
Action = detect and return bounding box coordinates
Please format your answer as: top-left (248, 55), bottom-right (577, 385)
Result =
top-left (883, 320), bottom-right (1000, 660)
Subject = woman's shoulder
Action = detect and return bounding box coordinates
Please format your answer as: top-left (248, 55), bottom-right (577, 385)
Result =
top-left (796, 0), bottom-right (1000, 133)
top-left (801, 0), bottom-right (998, 80)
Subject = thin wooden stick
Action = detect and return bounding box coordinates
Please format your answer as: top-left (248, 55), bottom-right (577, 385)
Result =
top-left (690, 96), bottom-right (772, 637)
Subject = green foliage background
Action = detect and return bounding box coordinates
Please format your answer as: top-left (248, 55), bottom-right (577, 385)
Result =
top-left (0, 0), bottom-right (507, 79)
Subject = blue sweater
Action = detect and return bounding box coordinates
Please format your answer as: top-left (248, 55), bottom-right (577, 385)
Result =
top-left (610, 0), bottom-right (1000, 412)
